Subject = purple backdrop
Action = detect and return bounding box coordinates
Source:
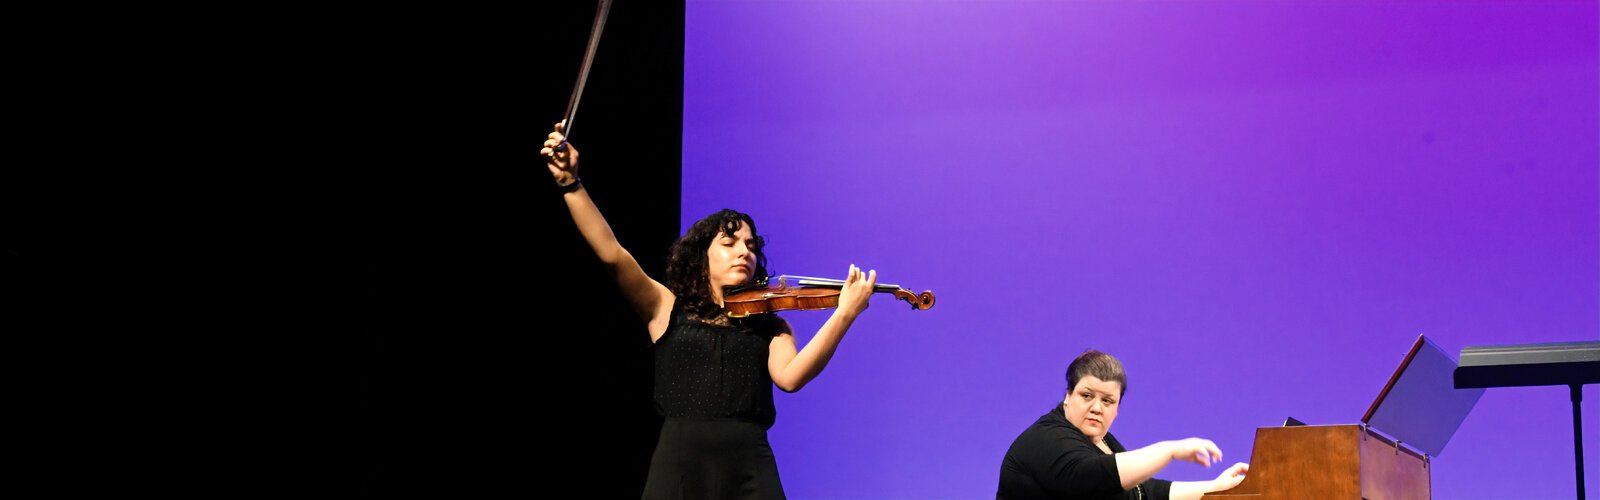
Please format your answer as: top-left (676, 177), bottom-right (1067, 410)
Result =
top-left (683, 1), bottom-right (1598, 498)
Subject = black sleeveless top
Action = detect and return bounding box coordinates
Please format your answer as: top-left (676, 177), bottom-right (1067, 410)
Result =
top-left (653, 301), bottom-right (781, 429)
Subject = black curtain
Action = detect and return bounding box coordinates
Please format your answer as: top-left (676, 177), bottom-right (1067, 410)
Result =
top-left (360, 2), bottom-right (684, 495)
top-left (4, 3), bottom-right (683, 496)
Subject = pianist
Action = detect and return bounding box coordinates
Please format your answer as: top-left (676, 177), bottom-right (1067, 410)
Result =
top-left (998, 350), bottom-right (1250, 500)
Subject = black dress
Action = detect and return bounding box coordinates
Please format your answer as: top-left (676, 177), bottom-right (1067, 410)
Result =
top-left (997, 404), bottom-right (1173, 500)
top-left (641, 302), bottom-right (785, 499)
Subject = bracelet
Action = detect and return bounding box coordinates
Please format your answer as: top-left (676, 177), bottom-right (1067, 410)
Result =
top-left (558, 177), bottom-right (583, 193)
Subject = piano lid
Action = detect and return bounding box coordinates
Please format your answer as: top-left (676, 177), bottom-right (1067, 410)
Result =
top-left (1361, 334), bottom-right (1484, 458)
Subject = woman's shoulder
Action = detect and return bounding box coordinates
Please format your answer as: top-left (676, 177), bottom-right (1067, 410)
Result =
top-left (1033, 408), bottom-right (1094, 445)
top-left (1008, 407), bottom-right (1099, 461)
top-left (1103, 432), bottom-right (1130, 453)
top-left (671, 297), bottom-right (722, 326)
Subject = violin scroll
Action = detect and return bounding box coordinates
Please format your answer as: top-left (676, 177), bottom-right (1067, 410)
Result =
top-left (892, 289), bottom-right (936, 311)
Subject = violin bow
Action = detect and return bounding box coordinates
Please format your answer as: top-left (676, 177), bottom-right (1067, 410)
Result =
top-left (555, 0), bottom-right (613, 152)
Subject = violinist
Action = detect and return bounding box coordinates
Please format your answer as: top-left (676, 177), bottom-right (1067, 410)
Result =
top-left (542, 122), bottom-right (877, 499)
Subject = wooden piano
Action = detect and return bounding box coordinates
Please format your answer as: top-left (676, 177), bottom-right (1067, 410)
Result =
top-left (1202, 424), bottom-right (1428, 499)
top-left (1207, 335), bottom-right (1488, 499)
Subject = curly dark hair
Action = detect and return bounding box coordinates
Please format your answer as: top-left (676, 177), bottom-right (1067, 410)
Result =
top-left (665, 209), bottom-right (770, 320)
top-left (1066, 349), bottom-right (1127, 398)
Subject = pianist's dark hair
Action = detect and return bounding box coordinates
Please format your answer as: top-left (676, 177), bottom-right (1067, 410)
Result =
top-left (1066, 349), bottom-right (1127, 398)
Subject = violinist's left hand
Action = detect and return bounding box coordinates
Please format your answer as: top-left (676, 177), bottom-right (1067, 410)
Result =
top-left (836, 264), bottom-right (876, 318)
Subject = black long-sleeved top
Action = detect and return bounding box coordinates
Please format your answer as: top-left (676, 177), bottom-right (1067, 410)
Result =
top-left (997, 404), bottom-right (1172, 500)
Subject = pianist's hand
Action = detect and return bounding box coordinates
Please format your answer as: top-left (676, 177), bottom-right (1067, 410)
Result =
top-left (1167, 438), bottom-right (1224, 467)
top-left (1209, 462), bottom-right (1249, 492)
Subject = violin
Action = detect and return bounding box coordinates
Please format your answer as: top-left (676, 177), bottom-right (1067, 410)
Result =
top-left (722, 275), bottom-right (936, 318)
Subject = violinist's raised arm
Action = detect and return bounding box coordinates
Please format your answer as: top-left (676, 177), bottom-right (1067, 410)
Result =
top-left (543, 121), bottom-right (675, 338)
top-left (542, 123), bottom-right (878, 499)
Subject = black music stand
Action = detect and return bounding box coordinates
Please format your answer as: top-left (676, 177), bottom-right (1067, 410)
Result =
top-left (1455, 340), bottom-right (1600, 500)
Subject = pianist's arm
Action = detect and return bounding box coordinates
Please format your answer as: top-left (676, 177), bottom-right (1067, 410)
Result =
top-left (1115, 438), bottom-right (1249, 500)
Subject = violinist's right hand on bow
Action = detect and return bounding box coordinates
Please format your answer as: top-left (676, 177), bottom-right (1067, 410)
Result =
top-left (541, 121), bottom-right (579, 187)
